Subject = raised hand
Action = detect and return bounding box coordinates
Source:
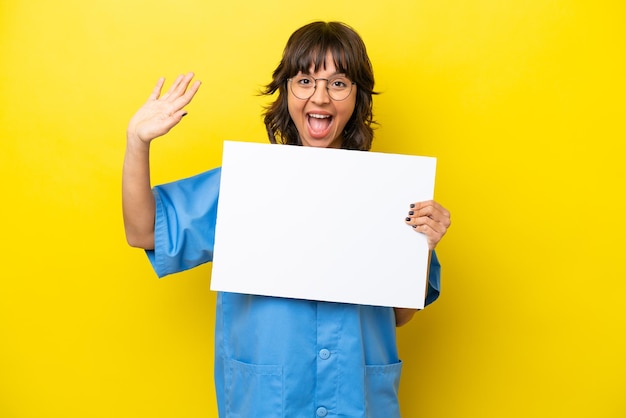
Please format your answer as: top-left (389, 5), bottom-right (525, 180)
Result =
top-left (127, 72), bottom-right (201, 144)
top-left (122, 72), bottom-right (200, 249)
top-left (404, 200), bottom-right (451, 250)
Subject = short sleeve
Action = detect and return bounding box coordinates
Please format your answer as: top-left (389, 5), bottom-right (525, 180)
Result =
top-left (145, 167), bottom-right (221, 278)
top-left (425, 250), bottom-right (441, 306)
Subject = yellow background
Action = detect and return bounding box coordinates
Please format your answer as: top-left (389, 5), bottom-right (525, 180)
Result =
top-left (1, 0), bottom-right (624, 417)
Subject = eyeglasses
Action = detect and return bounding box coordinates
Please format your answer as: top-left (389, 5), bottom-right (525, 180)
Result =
top-left (288, 74), bottom-right (355, 101)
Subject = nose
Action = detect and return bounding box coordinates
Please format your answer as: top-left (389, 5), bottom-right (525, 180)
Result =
top-left (310, 79), bottom-right (331, 104)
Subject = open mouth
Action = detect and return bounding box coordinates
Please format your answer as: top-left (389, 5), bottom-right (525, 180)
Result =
top-left (307, 113), bottom-right (333, 138)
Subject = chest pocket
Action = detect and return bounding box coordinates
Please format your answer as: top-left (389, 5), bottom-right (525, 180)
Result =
top-left (224, 358), bottom-right (284, 418)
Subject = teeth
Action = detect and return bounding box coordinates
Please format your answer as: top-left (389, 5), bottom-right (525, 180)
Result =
top-left (309, 114), bottom-right (331, 119)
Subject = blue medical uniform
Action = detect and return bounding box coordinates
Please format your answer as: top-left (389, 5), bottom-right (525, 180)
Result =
top-left (146, 168), bottom-right (441, 418)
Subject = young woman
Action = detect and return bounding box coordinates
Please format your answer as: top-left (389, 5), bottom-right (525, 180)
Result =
top-left (123, 21), bottom-right (450, 418)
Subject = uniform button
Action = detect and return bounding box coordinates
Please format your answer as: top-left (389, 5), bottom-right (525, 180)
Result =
top-left (319, 349), bottom-right (331, 360)
top-left (316, 406), bottom-right (328, 417)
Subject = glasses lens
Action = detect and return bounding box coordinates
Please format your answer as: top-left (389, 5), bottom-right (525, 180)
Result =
top-left (290, 75), bottom-right (315, 100)
top-left (327, 76), bottom-right (353, 101)
top-left (289, 75), bottom-right (354, 101)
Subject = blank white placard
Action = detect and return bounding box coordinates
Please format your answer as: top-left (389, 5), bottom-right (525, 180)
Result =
top-left (210, 140), bottom-right (436, 309)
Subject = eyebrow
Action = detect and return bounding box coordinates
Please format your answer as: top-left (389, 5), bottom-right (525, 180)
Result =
top-left (300, 71), bottom-right (348, 78)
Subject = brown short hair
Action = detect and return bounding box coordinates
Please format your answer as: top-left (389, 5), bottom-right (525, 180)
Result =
top-left (263, 21), bottom-right (377, 151)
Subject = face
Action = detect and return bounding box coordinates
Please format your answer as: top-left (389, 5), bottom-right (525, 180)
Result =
top-left (287, 51), bottom-right (357, 149)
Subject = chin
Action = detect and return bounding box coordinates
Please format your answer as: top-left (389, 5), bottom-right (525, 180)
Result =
top-left (307, 141), bottom-right (331, 148)
top-left (303, 136), bottom-right (341, 149)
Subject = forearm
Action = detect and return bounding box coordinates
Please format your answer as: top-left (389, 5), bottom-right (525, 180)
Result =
top-left (394, 308), bottom-right (417, 327)
top-left (122, 134), bottom-right (156, 249)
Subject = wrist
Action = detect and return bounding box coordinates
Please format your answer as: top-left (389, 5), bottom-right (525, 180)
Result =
top-left (126, 130), bottom-right (151, 151)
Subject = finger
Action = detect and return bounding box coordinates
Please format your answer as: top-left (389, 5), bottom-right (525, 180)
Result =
top-left (408, 201), bottom-right (451, 227)
top-left (422, 206), bottom-right (451, 227)
top-left (175, 71), bottom-right (194, 93)
top-left (172, 109), bottom-right (189, 121)
top-left (406, 214), bottom-right (447, 236)
top-left (410, 200), bottom-right (444, 216)
top-left (147, 77), bottom-right (166, 101)
top-left (160, 73), bottom-right (186, 100)
top-left (406, 205), bottom-right (439, 222)
top-left (172, 79), bottom-right (202, 109)
top-left (169, 72), bottom-right (196, 100)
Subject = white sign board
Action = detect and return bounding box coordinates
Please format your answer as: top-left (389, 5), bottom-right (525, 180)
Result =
top-left (210, 141), bottom-right (436, 308)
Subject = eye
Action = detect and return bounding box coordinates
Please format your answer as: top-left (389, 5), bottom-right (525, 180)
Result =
top-left (296, 76), bottom-right (313, 86)
top-left (330, 78), bottom-right (349, 89)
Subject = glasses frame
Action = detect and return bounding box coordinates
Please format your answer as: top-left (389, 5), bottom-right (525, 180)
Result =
top-left (287, 75), bottom-right (356, 102)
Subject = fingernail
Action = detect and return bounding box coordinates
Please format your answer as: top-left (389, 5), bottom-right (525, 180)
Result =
top-left (412, 225), bottom-right (417, 229)
top-left (409, 211), bottom-right (414, 215)
top-left (405, 217), bottom-right (411, 221)
top-left (410, 204), bottom-right (415, 208)
top-left (182, 112), bottom-right (188, 117)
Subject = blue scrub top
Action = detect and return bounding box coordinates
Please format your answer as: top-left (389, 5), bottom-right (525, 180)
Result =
top-left (146, 168), bottom-right (441, 418)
